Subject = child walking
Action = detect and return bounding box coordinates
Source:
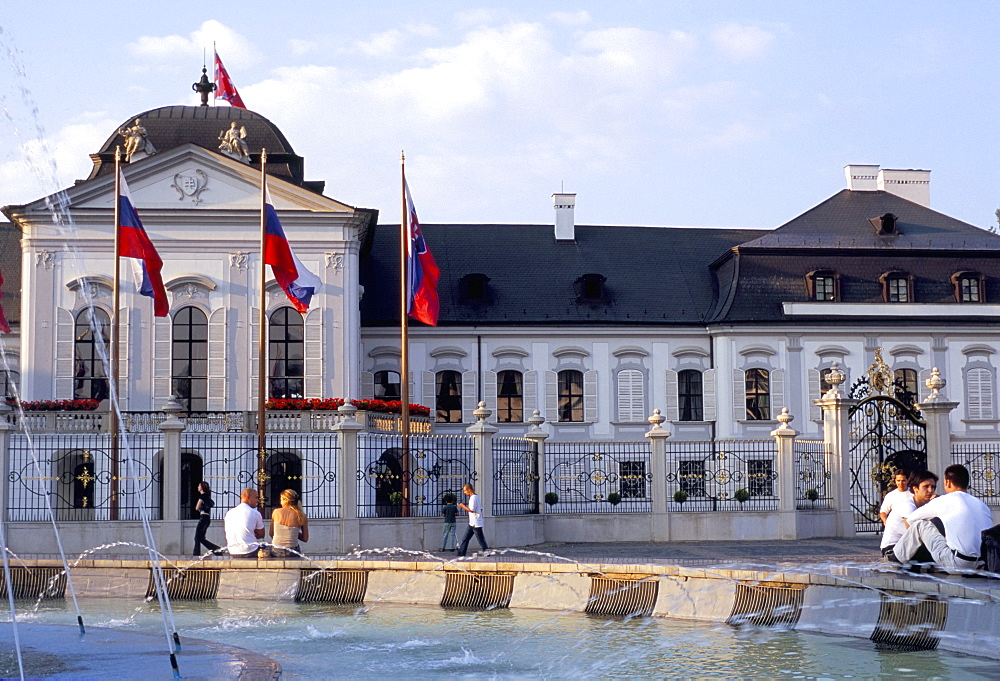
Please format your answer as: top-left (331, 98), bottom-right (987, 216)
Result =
top-left (441, 492), bottom-right (458, 551)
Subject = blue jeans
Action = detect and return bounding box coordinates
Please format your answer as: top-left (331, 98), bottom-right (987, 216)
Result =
top-left (441, 522), bottom-right (456, 550)
top-left (457, 525), bottom-right (488, 556)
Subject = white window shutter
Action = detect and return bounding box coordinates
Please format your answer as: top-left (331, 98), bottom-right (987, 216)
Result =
top-left (770, 368), bottom-right (784, 419)
top-left (584, 370), bottom-right (599, 423)
top-left (250, 308), bottom-right (260, 402)
top-left (408, 371), bottom-right (416, 403)
top-left (422, 371), bottom-right (435, 413)
top-left (55, 308), bottom-right (75, 398)
top-left (617, 369), bottom-right (644, 422)
top-left (967, 367), bottom-right (995, 420)
top-left (117, 307), bottom-right (130, 409)
top-left (152, 315), bottom-right (171, 408)
top-left (703, 369), bottom-right (717, 421)
top-left (304, 308), bottom-right (323, 398)
top-left (524, 370), bottom-right (538, 416)
top-left (809, 368), bottom-right (821, 422)
top-left (665, 369), bottom-right (679, 422)
top-left (359, 371), bottom-right (374, 399)
top-left (733, 369), bottom-right (745, 421)
top-left (545, 370), bottom-right (558, 423)
top-left (484, 370), bottom-right (498, 414)
top-left (461, 370), bottom-right (477, 422)
top-left (208, 308), bottom-right (227, 411)
top-left (918, 368), bottom-right (932, 403)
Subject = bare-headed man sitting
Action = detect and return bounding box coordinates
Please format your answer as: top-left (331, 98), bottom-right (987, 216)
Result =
top-left (224, 488), bottom-right (265, 558)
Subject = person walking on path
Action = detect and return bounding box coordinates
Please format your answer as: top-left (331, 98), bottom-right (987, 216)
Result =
top-left (224, 488), bottom-right (265, 558)
top-left (457, 484), bottom-right (488, 557)
top-left (192, 481), bottom-right (222, 556)
top-left (441, 493), bottom-right (458, 551)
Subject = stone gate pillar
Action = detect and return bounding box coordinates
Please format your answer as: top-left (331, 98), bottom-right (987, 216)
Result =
top-left (157, 396), bottom-right (186, 522)
top-left (332, 402), bottom-right (363, 552)
top-left (524, 410), bottom-right (549, 515)
top-left (467, 402), bottom-right (499, 519)
top-left (0, 402), bottom-right (11, 520)
top-left (645, 409), bottom-right (671, 541)
top-left (771, 408), bottom-right (799, 540)
top-left (814, 364), bottom-right (857, 537)
top-left (919, 368), bottom-right (958, 479)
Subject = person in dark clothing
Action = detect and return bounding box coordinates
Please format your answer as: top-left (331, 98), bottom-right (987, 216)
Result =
top-left (441, 493), bottom-right (458, 551)
top-left (193, 481), bottom-right (221, 556)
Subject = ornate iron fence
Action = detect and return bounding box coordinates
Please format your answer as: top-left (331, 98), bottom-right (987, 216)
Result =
top-left (665, 440), bottom-right (778, 512)
top-left (543, 441), bottom-right (652, 513)
top-left (493, 437), bottom-right (538, 515)
top-left (793, 439), bottom-right (832, 510)
top-left (357, 433), bottom-right (475, 518)
top-left (182, 432), bottom-right (340, 519)
top-left (7, 432), bottom-right (163, 521)
top-left (951, 442), bottom-right (1000, 507)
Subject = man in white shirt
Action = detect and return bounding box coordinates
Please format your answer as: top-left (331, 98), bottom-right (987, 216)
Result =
top-left (456, 483), bottom-right (489, 557)
top-left (224, 488), bottom-right (265, 558)
top-left (879, 470), bottom-right (910, 526)
top-left (881, 471), bottom-right (936, 560)
top-left (892, 465), bottom-right (993, 569)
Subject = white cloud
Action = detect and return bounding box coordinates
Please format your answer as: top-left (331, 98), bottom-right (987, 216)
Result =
top-left (355, 30), bottom-right (405, 58)
top-left (127, 20), bottom-right (261, 66)
top-left (288, 39), bottom-right (319, 57)
top-left (710, 23), bottom-right (774, 61)
top-left (550, 10), bottom-right (591, 27)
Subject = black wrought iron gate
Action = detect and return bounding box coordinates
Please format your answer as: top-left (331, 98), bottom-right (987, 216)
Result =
top-left (848, 350), bottom-right (926, 533)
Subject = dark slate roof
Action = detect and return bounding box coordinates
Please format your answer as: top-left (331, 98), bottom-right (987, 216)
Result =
top-left (0, 222), bottom-right (20, 325)
top-left (360, 223), bottom-right (760, 326)
top-left (738, 189), bottom-right (999, 250)
top-left (88, 106), bottom-right (322, 192)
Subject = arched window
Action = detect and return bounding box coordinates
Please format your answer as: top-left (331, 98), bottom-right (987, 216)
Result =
top-left (435, 370), bottom-right (462, 422)
top-left (268, 307), bottom-right (304, 399)
top-left (374, 370), bottom-right (401, 399)
top-left (497, 370), bottom-right (523, 423)
top-left (266, 451), bottom-right (302, 514)
top-left (745, 368), bottom-right (770, 420)
top-left (558, 369), bottom-right (584, 422)
top-left (73, 308), bottom-right (110, 401)
top-left (616, 369), bottom-right (645, 422)
top-left (678, 369), bottom-right (703, 421)
top-left (172, 307), bottom-right (208, 412)
top-left (1, 370), bottom-right (19, 400)
top-left (894, 368), bottom-right (918, 408)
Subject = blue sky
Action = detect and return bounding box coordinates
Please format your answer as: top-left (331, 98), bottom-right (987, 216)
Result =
top-left (1, 2), bottom-right (997, 229)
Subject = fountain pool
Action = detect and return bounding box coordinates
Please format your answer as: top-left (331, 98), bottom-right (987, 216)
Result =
top-left (4, 598), bottom-right (999, 679)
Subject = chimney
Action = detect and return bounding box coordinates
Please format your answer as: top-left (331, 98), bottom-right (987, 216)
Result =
top-left (553, 193), bottom-right (576, 241)
top-left (845, 164), bottom-right (879, 191)
top-left (878, 168), bottom-right (930, 208)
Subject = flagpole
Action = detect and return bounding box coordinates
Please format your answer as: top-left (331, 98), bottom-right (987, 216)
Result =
top-left (399, 152), bottom-right (411, 517)
top-left (257, 149), bottom-right (268, 513)
top-left (110, 148), bottom-right (122, 521)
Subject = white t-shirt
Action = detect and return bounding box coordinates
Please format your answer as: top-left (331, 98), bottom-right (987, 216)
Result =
top-left (881, 495), bottom-right (916, 549)
top-left (224, 502), bottom-right (265, 554)
top-left (906, 490), bottom-right (993, 557)
top-left (880, 488), bottom-right (911, 516)
top-left (466, 493), bottom-right (483, 527)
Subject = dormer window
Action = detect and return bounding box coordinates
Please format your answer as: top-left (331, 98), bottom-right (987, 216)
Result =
top-left (869, 213), bottom-right (899, 235)
top-left (806, 270), bottom-right (839, 301)
top-left (574, 273), bottom-right (608, 304)
top-left (952, 271), bottom-right (984, 303)
top-left (458, 273), bottom-right (492, 304)
top-left (879, 271), bottom-right (912, 302)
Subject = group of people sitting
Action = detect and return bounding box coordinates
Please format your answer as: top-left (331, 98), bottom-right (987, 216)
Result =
top-left (192, 484), bottom-right (309, 558)
top-left (880, 463), bottom-right (994, 570)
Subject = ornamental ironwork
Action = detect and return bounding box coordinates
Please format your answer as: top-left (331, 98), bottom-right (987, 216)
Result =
top-left (665, 440), bottom-right (778, 512)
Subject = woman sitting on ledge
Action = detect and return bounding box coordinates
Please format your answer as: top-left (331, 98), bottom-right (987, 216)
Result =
top-left (270, 489), bottom-right (309, 558)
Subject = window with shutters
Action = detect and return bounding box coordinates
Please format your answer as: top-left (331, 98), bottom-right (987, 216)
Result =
top-left (73, 308), bottom-right (110, 401)
top-left (374, 370), bottom-right (401, 399)
top-left (678, 369), bottom-right (703, 421)
top-left (268, 307), bottom-right (304, 399)
top-left (744, 368), bottom-right (770, 420)
top-left (435, 370), bottom-right (462, 422)
top-left (497, 369), bottom-right (523, 422)
top-left (966, 366), bottom-right (995, 420)
top-left (893, 368), bottom-right (918, 408)
top-left (172, 307), bottom-right (208, 412)
top-left (558, 369), bottom-right (584, 422)
top-left (1, 370), bottom-right (18, 400)
top-left (616, 369), bottom-right (645, 422)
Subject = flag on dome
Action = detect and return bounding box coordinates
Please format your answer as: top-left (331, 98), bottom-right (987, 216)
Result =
top-left (0, 269), bottom-right (11, 334)
top-left (214, 50), bottom-right (246, 109)
top-left (404, 178), bottom-right (439, 326)
top-left (118, 172), bottom-right (169, 317)
top-left (262, 183), bottom-right (321, 313)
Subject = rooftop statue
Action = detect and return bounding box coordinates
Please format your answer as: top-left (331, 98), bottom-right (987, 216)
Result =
top-left (118, 119), bottom-right (156, 162)
top-left (218, 122), bottom-right (250, 162)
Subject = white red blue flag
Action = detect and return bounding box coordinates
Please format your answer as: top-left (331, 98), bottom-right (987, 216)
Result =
top-left (0, 269), bottom-right (11, 334)
top-left (404, 178), bottom-right (439, 326)
top-left (118, 173), bottom-right (169, 317)
top-left (214, 50), bottom-right (246, 109)
top-left (263, 184), bottom-right (321, 313)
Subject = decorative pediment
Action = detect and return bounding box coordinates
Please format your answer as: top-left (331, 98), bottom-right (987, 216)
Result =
top-left (165, 274), bottom-right (217, 301)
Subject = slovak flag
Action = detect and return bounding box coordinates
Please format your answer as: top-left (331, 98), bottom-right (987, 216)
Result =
top-left (214, 50), bottom-right (246, 109)
top-left (119, 173), bottom-right (169, 317)
top-left (0, 269), bottom-right (11, 334)
top-left (404, 178), bottom-right (439, 326)
top-left (263, 184), bottom-right (321, 313)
